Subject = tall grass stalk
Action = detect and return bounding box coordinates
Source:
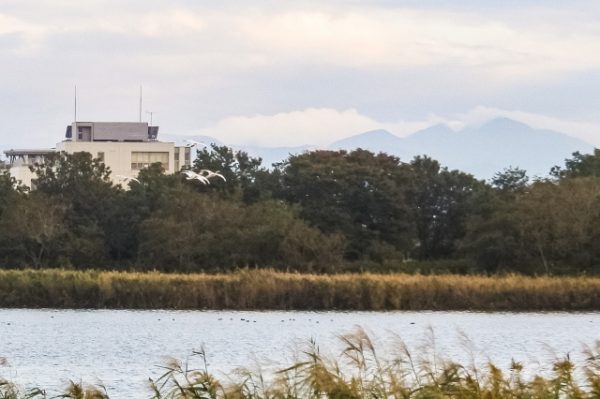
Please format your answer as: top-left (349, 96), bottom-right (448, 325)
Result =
top-left (2, 329), bottom-right (600, 398)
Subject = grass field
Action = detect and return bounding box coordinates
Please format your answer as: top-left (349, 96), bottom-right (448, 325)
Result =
top-left (0, 268), bottom-right (599, 310)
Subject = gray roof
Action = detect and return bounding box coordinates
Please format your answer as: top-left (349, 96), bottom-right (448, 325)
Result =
top-left (4, 149), bottom-right (56, 156)
top-left (65, 122), bottom-right (159, 141)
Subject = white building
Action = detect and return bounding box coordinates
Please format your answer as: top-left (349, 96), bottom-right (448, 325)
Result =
top-left (3, 148), bottom-right (56, 186)
top-left (3, 121), bottom-right (191, 187)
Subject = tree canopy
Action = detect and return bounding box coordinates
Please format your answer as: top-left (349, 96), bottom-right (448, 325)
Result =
top-left (0, 147), bottom-right (599, 275)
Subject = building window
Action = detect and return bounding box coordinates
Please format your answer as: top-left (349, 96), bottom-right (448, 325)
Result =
top-left (174, 151), bottom-right (180, 161)
top-left (131, 151), bottom-right (169, 170)
top-left (77, 126), bottom-right (92, 141)
top-left (97, 152), bottom-right (105, 162)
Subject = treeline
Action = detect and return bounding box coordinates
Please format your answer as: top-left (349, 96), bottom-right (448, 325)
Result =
top-left (1, 146), bottom-right (600, 274)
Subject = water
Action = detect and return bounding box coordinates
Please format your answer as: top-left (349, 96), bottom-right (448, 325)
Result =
top-left (0, 309), bottom-right (598, 398)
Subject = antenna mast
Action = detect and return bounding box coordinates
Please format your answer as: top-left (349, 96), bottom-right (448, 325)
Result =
top-left (74, 85), bottom-right (77, 141)
top-left (139, 86), bottom-right (142, 122)
top-left (146, 110), bottom-right (155, 127)
top-left (74, 85), bottom-right (77, 122)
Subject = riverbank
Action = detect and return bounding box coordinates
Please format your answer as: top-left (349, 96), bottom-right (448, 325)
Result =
top-left (0, 269), bottom-right (599, 310)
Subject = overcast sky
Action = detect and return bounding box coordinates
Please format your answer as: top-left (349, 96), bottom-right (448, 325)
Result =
top-left (2, 0), bottom-right (600, 149)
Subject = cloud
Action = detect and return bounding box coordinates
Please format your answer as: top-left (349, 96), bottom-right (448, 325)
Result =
top-left (0, 13), bottom-right (44, 36)
top-left (197, 108), bottom-right (446, 146)
top-left (0, 13), bottom-right (47, 53)
top-left (2, 1), bottom-right (600, 151)
top-left (219, 7), bottom-right (600, 82)
top-left (4, 3), bottom-right (600, 82)
top-left (195, 106), bottom-right (600, 147)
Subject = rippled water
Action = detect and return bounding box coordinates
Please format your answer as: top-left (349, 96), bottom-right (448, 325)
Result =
top-left (0, 309), bottom-right (598, 398)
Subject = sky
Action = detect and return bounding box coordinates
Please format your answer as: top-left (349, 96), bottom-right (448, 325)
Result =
top-left (2, 0), bottom-right (600, 150)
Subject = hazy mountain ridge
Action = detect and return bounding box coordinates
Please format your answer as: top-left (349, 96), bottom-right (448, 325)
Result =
top-left (164, 117), bottom-right (594, 179)
top-left (329, 117), bottom-right (594, 178)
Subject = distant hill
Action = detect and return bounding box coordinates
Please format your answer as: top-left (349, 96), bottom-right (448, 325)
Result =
top-left (165, 117), bottom-right (594, 179)
top-left (238, 145), bottom-right (318, 167)
top-left (329, 118), bottom-right (594, 178)
top-left (330, 129), bottom-right (407, 154)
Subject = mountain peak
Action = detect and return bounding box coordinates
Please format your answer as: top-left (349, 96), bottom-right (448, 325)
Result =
top-left (329, 129), bottom-right (401, 148)
top-left (356, 129), bottom-right (398, 139)
top-left (408, 123), bottom-right (454, 139)
top-left (480, 117), bottom-right (531, 131)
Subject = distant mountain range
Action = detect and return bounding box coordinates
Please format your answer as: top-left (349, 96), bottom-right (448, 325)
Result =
top-left (163, 117), bottom-right (595, 179)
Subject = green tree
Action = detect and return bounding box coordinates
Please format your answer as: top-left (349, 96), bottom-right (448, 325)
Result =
top-left (138, 191), bottom-right (344, 272)
top-left (551, 149), bottom-right (600, 179)
top-left (515, 178), bottom-right (600, 274)
top-left (192, 144), bottom-right (269, 202)
top-left (464, 177), bottom-right (600, 274)
top-left (30, 152), bottom-right (116, 266)
top-left (0, 170), bottom-right (27, 218)
top-left (0, 192), bottom-right (67, 268)
top-left (106, 163), bottom-right (188, 263)
top-left (461, 188), bottom-right (522, 273)
top-left (491, 167), bottom-right (529, 192)
top-left (276, 149), bottom-right (415, 261)
top-left (241, 200), bottom-right (345, 272)
top-left (409, 156), bottom-right (485, 260)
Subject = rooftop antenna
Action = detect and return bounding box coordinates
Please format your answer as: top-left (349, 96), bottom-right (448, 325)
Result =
top-left (74, 85), bottom-right (77, 141)
top-left (74, 85), bottom-right (77, 122)
top-left (139, 86), bottom-right (142, 122)
top-left (146, 110), bottom-right (156, 126)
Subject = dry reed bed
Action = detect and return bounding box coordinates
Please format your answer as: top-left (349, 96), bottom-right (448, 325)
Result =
top-left (0, 269), bottom-right (598, 310)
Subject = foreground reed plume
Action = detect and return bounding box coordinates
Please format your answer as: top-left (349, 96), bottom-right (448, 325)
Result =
top-left (2, 328), bottom-right (600, 398)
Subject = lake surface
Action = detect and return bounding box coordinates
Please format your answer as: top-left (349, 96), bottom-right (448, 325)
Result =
top-left (0, 309), bottom-right (598, 398)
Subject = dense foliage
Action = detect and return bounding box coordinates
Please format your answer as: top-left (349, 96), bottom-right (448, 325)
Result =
top-left (1, 146), bottom-right (600, 274)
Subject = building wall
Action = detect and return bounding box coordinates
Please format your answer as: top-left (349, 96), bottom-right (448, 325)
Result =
top-left (56, 141), bottom-right (177, 183)
top-left (174, 146), bottom-right (192, 172)
top-left (6, 140), bottom-right (190, 188)
top-left (4, 151), bottom-right (55, 187)
top-left (9, 165), bottom-right (36, 187)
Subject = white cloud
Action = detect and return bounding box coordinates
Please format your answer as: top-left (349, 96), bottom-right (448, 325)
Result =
top-left (4, 4), bottom-right (600, 82)
top-left (196, 108), bottom-right (446, 147)
top-left (0, 13), bottom-right (47, 53)
top-left (194, 106), bottom-right (600, 147)
top-left (227, 8), bottom-right (600, 82)
top-left (0, 13), bottom-right (44, 36)
top-left (199, 108), bottom-right (385, 146)
top-left (2, 1), bottom-right (600, 150)
top-left (73, 9), bottom-right (206, 38)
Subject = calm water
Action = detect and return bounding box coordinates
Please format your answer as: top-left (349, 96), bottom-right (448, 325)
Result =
top-left (0, 309), bottom-right (598, 397)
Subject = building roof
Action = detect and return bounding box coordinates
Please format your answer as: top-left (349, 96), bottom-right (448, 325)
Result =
top-left (4, 149), bottom-right (56, 156)
top-left (66, 121), bottom-right (159, 142)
